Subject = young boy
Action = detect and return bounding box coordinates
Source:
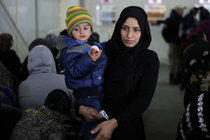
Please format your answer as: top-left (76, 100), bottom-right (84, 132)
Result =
top-left (57, 6), bottom-right (108, 140)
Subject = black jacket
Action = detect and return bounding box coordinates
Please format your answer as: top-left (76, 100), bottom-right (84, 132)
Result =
top-left (164, 10), bottom-right (183, 45)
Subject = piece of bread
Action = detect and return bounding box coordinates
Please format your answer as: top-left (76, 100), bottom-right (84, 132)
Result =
top-left (91, 45), bottom-right (99, 52)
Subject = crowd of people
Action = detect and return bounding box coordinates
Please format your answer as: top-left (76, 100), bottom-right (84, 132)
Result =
top-left (0, 32), bottom-right (79, 139)
top-left (161, 5), bottom-right (210, 140)
top-left (1, 3), bottom-right (210, 140)
top-left (0, 5), bottom-right (160, 140)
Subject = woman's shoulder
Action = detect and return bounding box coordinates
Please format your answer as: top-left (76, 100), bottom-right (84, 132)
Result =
top-left (142, 49), bottom-right (159, 61)
top-left (140, 49), bottom-right (160, 68)
top-left (146, 49), bottom-right (158, 55)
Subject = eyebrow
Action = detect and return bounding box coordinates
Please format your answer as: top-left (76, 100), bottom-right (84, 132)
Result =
top-left (122, 24), bottom-right (140, 29)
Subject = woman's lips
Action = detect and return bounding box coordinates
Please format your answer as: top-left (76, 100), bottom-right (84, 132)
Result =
top-left (125, 40), bottom-right (133, 44)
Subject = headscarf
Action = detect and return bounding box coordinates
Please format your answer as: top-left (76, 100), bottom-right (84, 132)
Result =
top-left (103, 6), bottom-right (152, 98)
top-left (105, 6), bottom-right (151, 58)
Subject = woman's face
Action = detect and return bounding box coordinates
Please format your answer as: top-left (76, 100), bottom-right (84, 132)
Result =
top-left (121, 17), bottom-right (141, 48)
top-left (71, 23), bottom-right (92, 42)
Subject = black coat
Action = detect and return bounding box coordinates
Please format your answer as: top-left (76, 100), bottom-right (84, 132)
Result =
top-left (182, 39), bottom-right (210, 107)
top-left (102, 6), bottom-right (160, 140)
top-left (164, 10), bottom-right (183, 45)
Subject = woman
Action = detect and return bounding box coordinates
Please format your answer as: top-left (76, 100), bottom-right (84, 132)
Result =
top-left (79, 6), bottom-right (159, 140)
top-left (176, 49), bottom-right (210, 140)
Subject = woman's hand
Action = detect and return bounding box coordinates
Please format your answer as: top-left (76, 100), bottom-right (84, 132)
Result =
top-left (79, 105), bottom-right (103, 122)
top-left (91, 118), bottom-right (118, 140)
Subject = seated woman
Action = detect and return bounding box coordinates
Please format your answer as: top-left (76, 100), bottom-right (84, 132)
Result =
top-left (177, 48), bottom-right (210, 140)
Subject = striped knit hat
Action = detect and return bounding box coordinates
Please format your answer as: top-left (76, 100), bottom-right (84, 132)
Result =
top-left (65, 6), bottom-right (93, 36)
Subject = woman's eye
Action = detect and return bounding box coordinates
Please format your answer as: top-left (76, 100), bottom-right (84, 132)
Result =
top-left (122, 26), bottom-right (128, 31)
top-left (134, 28), bottom-right (141, 32)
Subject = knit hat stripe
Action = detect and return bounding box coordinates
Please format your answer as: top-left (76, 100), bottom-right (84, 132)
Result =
top-left (66, 7), bottom-right (87, 16)
top-left (66, 6), bottom-right (86, 13)
top-left (65, 11), bottom-right (92, 23)
top-left (66, 15), bottom-right (92, 30)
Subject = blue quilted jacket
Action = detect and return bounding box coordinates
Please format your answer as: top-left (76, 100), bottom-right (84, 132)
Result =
top-left (57, 35), bottom-right (107, 98)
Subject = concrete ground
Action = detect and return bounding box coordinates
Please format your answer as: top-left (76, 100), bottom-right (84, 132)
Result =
top-left (144, 64), bottom-right (185, 140)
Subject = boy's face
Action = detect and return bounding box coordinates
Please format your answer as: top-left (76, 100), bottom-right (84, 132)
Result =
top-left (71, 23), bottom-right (92, 42)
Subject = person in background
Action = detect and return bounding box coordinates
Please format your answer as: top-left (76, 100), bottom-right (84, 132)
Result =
top-left (179, 7), bottom-right (199, 51)
top-left (195, 6), bottom-right (210, 41)
top-left (57, 6), bottom-right (107, 140)
top-left (79, 6), bottom-right (159, 140)
top-left (162, 6), bottom-right (185, 84)
top-left (0, 61), bottom-right (14, 91)
top-left (21, 38), bottom-right (48, 80)
top-left (92, 32), bottom-right (100, 43)
top-left (0, 33), bottom-right (24, 95)
top-left (181, 30), bottom-right (210, 107)
top-left (44, 33), bottom-right (60, 73)
top-left (176, 47), bottom-right (210, 140)
top-left (10, 89), bottom-right (73, 140)
top-left (18, 45), bottom-right (73, 110)
top-left (0, 85), bottom-right (22, 140)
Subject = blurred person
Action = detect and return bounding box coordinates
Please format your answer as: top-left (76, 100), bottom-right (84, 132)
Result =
top-left (181, 30), bottom-right (210, 106)
top-left (179, 7), bottom-right (199, 50)
top-left (0, 33), bottom-right (24, 95)
top-left (0, 61), bottom-right (14, 90)
top-left (18, 45), bottom-right (73, 110)
top-left (21, 38), bottom-right (48, 79)
top-left (162, 6), bottom-right (185, 84)
top-left (0, 84), bottom-right (22, 139)
top-left (10, 89), bottom-right (73, 140)
top-left (176, 48), bottom-right (210, 140)
top-left (92, 32), bottom-right (100, 43)
top-left (44, 33), bottom-right (60, 73)
top-left (195, 6), bottom-right (210, 41)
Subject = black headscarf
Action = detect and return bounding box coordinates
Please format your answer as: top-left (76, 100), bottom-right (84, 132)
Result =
top-left (103, 6), bottom-right (152, 99)
top-left (105, 6), bottom-right (151, 58)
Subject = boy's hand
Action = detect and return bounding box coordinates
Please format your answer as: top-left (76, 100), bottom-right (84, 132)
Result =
top-left (88, 47), bottom-right (102, 62)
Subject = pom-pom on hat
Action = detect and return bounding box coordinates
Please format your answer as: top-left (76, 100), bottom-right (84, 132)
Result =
top-left (65, 6), bottom-right (93, 36)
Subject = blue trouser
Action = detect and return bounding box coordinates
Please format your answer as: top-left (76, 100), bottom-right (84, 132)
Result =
top-left (76, 96), bottom-right (101, 140)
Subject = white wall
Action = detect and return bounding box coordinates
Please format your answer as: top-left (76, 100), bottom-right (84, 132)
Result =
top-left (0, 0), bottom-right (202, 63)
top-left (85, 0), bottom-right (199, 64)
top-left (0, 0), bottom-right (79, 62)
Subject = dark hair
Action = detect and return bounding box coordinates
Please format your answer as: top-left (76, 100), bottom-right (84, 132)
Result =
top-left (190, 31), bottom-right (205, 42)
top-left (190, 7), bottom-right (199, 16)
top-left (199, 7), bottom-right (210, 21)
top-left (0, 33), bottom-right (13, 51)
top-left (28, 38), bottom-right (48, 51)
top-left (44, 89), bottom-right (72, 115)
top-left (44, 34), bottom-right (58, 49)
